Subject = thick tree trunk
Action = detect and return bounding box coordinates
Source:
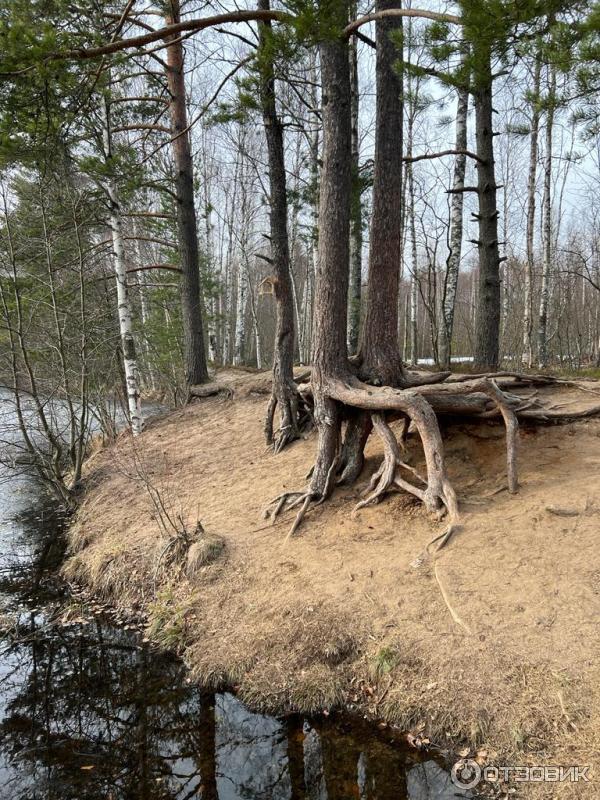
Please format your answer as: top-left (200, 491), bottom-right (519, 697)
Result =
top-left (523, 54), bottom-right (542, 368)
top-left (258, 0), bottom-right (304, 451)
top-left (338, 0), bottom-right (405, 485)
top-left (473, 48), bottom-right (501, 371)
top-left (307, 4), bottom-right (353, 496)
top-left (358, 0), bottom-right (405, 385)
top-left (347, 5), bottom-right (362, 356)
top-left (538, 64), bottom-right (556, 369)
top-left (439, 69), bottom-right (468, 369)
top-left (165, 0), bottom-right (209, 388)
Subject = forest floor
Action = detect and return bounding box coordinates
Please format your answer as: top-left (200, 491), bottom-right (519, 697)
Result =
top-left (66, 369), bottom-right (600, 798)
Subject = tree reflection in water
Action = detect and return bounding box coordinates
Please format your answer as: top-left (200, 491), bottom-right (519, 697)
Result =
top-left (0, 506), bottom-right (469, 799)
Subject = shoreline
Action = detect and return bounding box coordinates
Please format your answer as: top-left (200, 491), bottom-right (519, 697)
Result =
top-left (64, 370), bottom-right (600, 798)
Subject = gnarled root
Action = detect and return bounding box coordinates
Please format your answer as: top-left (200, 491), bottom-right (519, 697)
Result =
top-left (264, 395), bottom-right (340, 538)
top-left (336, 410), bottom-right (372, 485)
top-left (330, 377), bottom-right (459, 519)
top-left (264, 383), bottom-right (313, 454)
top-left (417, 377), bottom-right (519, 494)
top-left (354, 411), bottom-right (458, 520)
top-left (264, 372), bottom-right (523, 537)
top-left (188, 382), bottom-right (233, 401)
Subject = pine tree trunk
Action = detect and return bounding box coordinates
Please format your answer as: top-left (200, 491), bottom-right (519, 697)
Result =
top-left (524, 54), bottom-right (542, 368)
top-left (308, 4), bottom-right (352, 492)
top-left (439, 73), bottom-right (469, 369)
top-left (537, 65), bottom-right (556, 369)
top-left (258, 0), bottom-right (303, 449)
top-left (359, 0), bottom-right (405, 384)
top-left (165, 0), bottom-right (209, 388)
top-left (336, 0), bottom-right (405, 486)
top-left (473, 48), bottom-right (501, 371)
top-left (347, 3), bottom-right (362, 356)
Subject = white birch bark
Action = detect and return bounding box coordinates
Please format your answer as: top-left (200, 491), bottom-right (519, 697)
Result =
top-left (407, 157), bottom-right (418, 366)
top-left (537, 65), bottom-right (557, 369)
top-left (440, 74), bottom-right (469, 368)
top-left (233, 256), bottom-right (247, 366)
top-left (523, 54), bottom-right (542, 367)
top-left (102, 98), bottom-right (142, 436)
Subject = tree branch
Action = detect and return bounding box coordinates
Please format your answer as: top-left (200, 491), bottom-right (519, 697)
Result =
top-left (405, 149), bottom-right (484, 165)
top-left (47, 10), bottom-right (289, 63)
top-left (344, 8), bottom-right (461, 37)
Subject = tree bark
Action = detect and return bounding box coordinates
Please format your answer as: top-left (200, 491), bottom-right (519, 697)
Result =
top-left (358, 0), bottom-right (405, 385)
top-left (165, 0), bottom-right (209, 389)
top-left (338, 0), bottom-right (405, 485)
top-left (308, 2), bottom-right (353, 495)
top-left (523, 53), bottom-right (542, 368)
top-left (473, 47), bottom-right (501, 371)
top-left (102, 97), bottom-right (143, 436)
top-left (439, 59), bottom-right (469, 370)
top-left (347, 4), bottom-right (362, 356)
top-left (258, 0), bottom-right (304, 451)
top-left (537, 64), bottom-right (556, 369)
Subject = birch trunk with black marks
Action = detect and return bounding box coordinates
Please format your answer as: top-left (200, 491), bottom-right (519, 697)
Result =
top-left (523, 54), bottom-right (542, 368)
top-left (258, 0), bottom-right (307, 451)
top-left (439, 75), bottom-right (469, 369)
top-left (347, 2), bottom-right (362, 356)
top-left (538, 65), bottom-right (556, 369)
top-left (233, 255), bottom-right (248, 366)
top-left (473, 47), bottom-right (501, 371)
top-left (102, 99), bottom-right (143, 436)
top-left (165, 0), bottom-right (209, 389)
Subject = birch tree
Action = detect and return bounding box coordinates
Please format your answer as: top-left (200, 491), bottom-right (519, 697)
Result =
top-left (439, 54), bottom-right (469, 370)
top-left (102, 95), bottom-right (143, 436)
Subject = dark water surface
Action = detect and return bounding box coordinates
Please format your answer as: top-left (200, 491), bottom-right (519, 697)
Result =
top-left (0, 398), bottom-right (467, 800)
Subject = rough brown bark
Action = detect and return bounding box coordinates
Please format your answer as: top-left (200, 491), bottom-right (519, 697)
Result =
top-left (165, 0), bottom-right (209, 389)
top-left (358, 0), bottom-right (405, 386)
top-left (347, 2), bottom-right (362, 356)
top-left (264, 2), bottom-right (352, 530)
top-left (258, 0), bottom-right (307, 452)
top-left (338, 0), bottom-right (409, 486)
top-left (473, 47), bottom-right (501, 372)
top-left (265, 5), bottom-right (525, 538)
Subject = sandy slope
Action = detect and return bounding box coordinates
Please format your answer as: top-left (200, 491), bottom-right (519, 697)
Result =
top-left (66, 370), bottom-right (600, 798)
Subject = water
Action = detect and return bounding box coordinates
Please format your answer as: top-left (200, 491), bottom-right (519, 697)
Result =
top-left (0, 395), bottom-right (469, 799)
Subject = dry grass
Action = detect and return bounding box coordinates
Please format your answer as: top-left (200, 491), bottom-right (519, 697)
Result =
top-left (64, 370), bottom-right (600, 798)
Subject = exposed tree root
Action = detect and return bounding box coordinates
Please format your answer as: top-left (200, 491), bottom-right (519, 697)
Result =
top-left (188, 382), bottom-right (233, 401)
top-left (354, 413), bottom-right (438, 513)
top-left (264, 382), bottom-right (313, 453)
top-left (264, 367), bottom-right (600, 537)
top-left (336, 411), bottom-right (372, 485)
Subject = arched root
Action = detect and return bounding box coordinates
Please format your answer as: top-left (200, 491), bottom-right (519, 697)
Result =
top-left (416, 377), bottom-right (519, 494)
top-left (353, 414), bottom-right (457, 519)
top-left (329, 377), bottom-right (460, 520)
top-left (263, 373), bottom-right (521, 538)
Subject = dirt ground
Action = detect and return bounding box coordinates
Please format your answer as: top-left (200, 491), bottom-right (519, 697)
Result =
top-left (66, 370), bottom-right (600, 798)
